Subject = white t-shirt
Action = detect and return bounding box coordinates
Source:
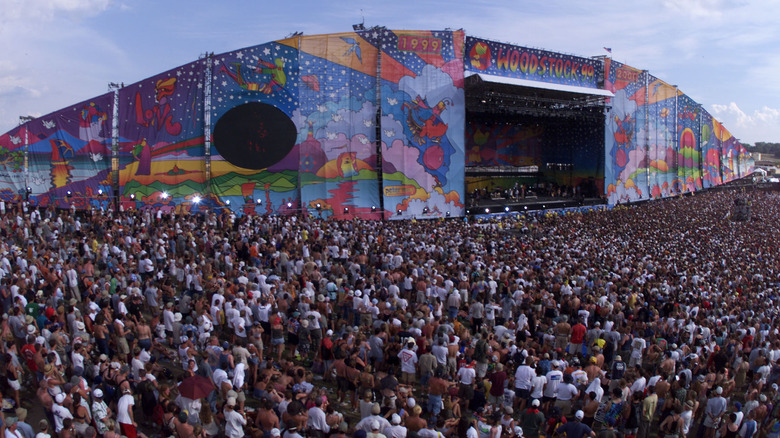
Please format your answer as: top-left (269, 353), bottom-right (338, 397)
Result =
top-left (531, 375), bottom-right (547, 399)
top-left (514, 365), bottom-right (534, 390)
top-left (117, 393), bottom-right (135, 425)
top-left (398, 349), bottom-right (418, 373)
top-left (543, 370), bottom-right (563, 398)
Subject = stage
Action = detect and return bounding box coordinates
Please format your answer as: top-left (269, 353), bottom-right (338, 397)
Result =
top-left (466, 195), bottom-right (606, 215)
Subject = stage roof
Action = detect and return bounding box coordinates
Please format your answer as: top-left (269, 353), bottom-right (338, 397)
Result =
top-left (464, 72), bottom-right (612, 120)
top-left (467, 73), bottom-right (614, 97)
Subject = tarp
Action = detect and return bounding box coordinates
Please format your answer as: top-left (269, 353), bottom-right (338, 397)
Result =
top-left (117, 60), bottom-right (207, 214)
top-left (208, 40), bottom-right (300, 215)
top-left (296, 32), bottom-right (382, 220)
top-left (373, 29), bottom-right (466, 219)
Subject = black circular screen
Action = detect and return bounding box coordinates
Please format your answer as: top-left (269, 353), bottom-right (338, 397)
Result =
top-left (213, 102), bottom-right (296, 170)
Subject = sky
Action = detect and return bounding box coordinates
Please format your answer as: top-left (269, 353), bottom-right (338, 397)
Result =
top-left (1, 0), bottom-right (779, 145)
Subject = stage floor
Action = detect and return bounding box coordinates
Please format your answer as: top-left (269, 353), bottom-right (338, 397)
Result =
top-left (466, 196), bottom-right (606, 214)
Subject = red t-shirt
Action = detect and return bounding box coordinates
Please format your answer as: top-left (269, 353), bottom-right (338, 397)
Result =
top-left (571, 323), bottom-right (586, 344)
top-left (21, 343), bottom-right (38, 372)
top-left (488, 371), bottom-right (507, 396)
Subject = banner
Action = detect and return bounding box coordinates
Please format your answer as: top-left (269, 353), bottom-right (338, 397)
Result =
top-left (209, 41), bottom-right (300, 215)
top-left (297, 33), bottom-right (381, 219)
top-left (0, 126), bottom-right (26, 203)
top-left (645, 75), bottom-right (679, 198)
top-left (465, 37), bottom-right (598, 89)
top-left (604, 59), bottom-right (647, 203)
top-left (699, 110), bottom-right (722, 188)
top-left (676, 94), bottom-right (701, 192)
top-left (720, 124), bottom-right (739, 183)
top-left (374, 30), bottom-right (466, 219)
top-left (25, 94), bottom-right (114, 209)
top-left (118, 60), bottom-right (207, 214)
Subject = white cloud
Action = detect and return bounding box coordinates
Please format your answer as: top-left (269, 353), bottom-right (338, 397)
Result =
top-left (711, 102), bottom-right (780, 143)
top-left (0, 0), bottom-right (111, 20)
top-left (661, 0), bottom-right (727, 19)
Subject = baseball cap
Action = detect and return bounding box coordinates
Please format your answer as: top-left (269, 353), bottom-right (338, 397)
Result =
top-left (371, 420), bottom-right (380, 431)
top-left (271, 429), bottom-right (281, 437)
top-left (575, 410), bottom-right (584, 420)
top-left (93, 389), bottom-right (103, 398)
top-left (531, 399), bottom-right (540, 407)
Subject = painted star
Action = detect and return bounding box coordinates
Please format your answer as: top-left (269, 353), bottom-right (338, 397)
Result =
top-left (236, 52), bottom-right (244, 59)
top-left (263, 47), bottom-right (271, 55)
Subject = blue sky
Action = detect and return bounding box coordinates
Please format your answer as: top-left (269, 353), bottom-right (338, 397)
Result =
top-left (1, 0), bottom-right (779, 144)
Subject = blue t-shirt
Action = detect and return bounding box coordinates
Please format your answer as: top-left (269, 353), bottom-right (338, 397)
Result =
top-left (556, 421), bottom-right (593, 438)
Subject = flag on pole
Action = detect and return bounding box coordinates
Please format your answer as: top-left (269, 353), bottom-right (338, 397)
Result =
top-left (603, 47), bottom-right (612, 54)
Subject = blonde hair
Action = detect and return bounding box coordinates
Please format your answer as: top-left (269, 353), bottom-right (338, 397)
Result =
top-left (200, 403), bottom-right (214, 424)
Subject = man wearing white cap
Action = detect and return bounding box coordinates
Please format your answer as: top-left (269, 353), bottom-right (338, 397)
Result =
top-left (51, 393), bottom-right (73, 433)
top-left (117, 388), bottom-right (137, 438)
top-left (384, 414), bottom-right (407, 438)
top-left (554, 411), bottom-right (594, 438)
top-left (367, 420), bottom-right (387, 438)
top-left (703, 387), bottom-right (727, 438)
top-left (224, 397), bottom-right (247, 438)
top-left (543, 360), bottom-right (563, 412)
top-left (91, 389), bottom-right (111, 436)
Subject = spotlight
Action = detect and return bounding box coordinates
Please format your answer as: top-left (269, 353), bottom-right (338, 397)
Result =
top-left (98, 189), bottom-right (103, 195)
top-left (66, 191), bottom-right (72, 197)
top-left (161, 192), bottom-right (169, 199)
top-left (225, 199), bottom-right (231, 205)
top-left (397, 209), bottom-right (402, 215)
top-left (542, 204), bottom-right (546, 209)
top-left (26, 187), bottom-right (32, 193)
top-left (524, 206), bottom-right (528, 210)
top-left (193, 196), bottom-right (201, 204)
top-left (485, 208), bottom-right (490, 214)
top-left (446, 211), bottom-right (451, 217)
top-left (129, 193), bottom-right (135, 200)
top-left (344, 207), bottom-right (349, 214)
top-left (371, 206), bottom-right (376, 212)
top-left (316, 203), bottom-right (322, 209)
top-left (287, 202), bottom-right (293, 208)
top-left (256, 199), bottom-right (262, 204)
top-left (423, 207), bottom-right (429, 214)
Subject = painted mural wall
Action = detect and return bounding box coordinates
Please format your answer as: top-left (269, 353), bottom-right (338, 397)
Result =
top-left (0, 95), bottom-right (113, 209)
top-left (117, 60), bottom-right (207, 214)
top-left (604, 58), bottom-right (752, 204)
top-left (0, 29), bottom-right (754, 215)
top-left (374, 30), bottom-right (466, 219)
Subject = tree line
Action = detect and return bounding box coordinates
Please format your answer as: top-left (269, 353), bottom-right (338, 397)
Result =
top-left (745, 142), bottom-right (780, 156)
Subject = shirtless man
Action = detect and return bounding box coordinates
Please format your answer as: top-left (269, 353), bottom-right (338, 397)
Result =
top-left (254, 399), bottom-right (280, 433)
top-left (554, 316), bottom-right (571, 351)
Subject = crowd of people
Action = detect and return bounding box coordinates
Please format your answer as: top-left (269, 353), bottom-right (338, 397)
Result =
top-left (1, 188), bottom-right (779, 438)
